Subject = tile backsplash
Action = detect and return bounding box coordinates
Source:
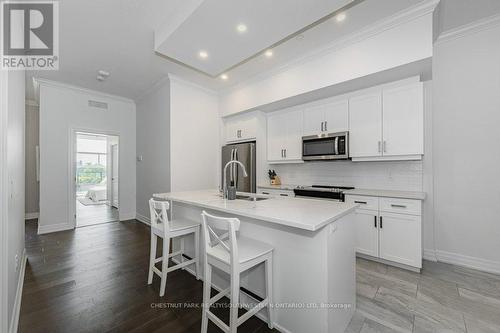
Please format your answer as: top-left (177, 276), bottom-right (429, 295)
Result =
top-left (272, 160), bottom-right (423, 191)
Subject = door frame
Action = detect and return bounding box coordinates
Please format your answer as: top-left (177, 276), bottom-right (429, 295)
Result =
top-left (110, 143), bottom-right (119, 208)
top-left (69, 128), bottom-right (120, 228)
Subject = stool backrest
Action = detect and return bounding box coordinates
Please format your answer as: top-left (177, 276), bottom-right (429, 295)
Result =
top-left (201, 211), bottom-right (240, 267)
top-left (149, 199), bottom-right (170, 233)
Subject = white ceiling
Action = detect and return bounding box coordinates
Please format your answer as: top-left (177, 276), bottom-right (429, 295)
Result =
top-left (155, 0), bottom-right (352, 76)
top-left (26, 0), bottom-right (426, 101)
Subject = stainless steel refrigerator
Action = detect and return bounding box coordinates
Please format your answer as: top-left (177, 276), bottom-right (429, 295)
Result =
top-left (221, 142), bottom-right (256, 193)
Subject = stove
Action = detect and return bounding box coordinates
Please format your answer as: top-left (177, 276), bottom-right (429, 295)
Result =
top-left (293, 185), bottom-right (355, 202)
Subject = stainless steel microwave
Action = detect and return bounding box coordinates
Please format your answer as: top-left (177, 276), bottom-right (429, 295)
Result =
top-left (302, 131), bottom-right (349, 161)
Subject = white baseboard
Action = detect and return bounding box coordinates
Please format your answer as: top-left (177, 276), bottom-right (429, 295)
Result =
top-left (435, 250), bottom-right (500, 275)
top-left (24, 212), bottom-right (39, 220)
top-left (119, 212), bottom-right (137, 222)
top-left (9, 248), bottom-right (27, 333)
top-left (135, 213), bottom-right (150, 226)
top-left (38, 222), bottom-right (72, 234)
top-left (423, 249), bottom-right (437, 262)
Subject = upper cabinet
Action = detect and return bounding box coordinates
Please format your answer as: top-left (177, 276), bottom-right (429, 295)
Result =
top-left (303, 99), bottom-right (348, 136)
top-left (224, 113), bottom-right (257, 143)
top-left (349, 81), bottom-right (424, 161)
top-left (267, 109), bottom-right (303, 163)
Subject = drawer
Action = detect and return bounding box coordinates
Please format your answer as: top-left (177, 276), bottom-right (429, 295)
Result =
top-left (379, 198), bottom-right (421, 216)
top-left (345, 195), bottom-right (379, 211)
top-left (258, 188), bottom-right (295, 198)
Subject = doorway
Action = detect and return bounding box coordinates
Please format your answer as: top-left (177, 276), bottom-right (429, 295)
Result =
top-left (74, 132), bottom-right (119, 227)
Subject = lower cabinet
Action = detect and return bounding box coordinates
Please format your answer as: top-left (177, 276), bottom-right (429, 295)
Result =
top-left (346, 195), bottom-right (422, 270)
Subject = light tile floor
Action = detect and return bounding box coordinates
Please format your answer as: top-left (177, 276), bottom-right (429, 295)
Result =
top-left (346, 258), bottom-right (500, 333)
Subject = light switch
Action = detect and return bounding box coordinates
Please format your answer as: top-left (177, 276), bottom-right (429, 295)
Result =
top-left (137, 155), bottom-right (143, 162)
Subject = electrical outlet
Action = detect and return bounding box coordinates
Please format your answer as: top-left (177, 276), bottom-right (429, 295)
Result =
top-left (15, 254), bottom-right (19, 271)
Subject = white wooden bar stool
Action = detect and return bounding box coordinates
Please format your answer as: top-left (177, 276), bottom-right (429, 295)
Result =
top-left (200, 210), bottom-right (274, 333)
top-left (148, 198), bottom-right (200, 297)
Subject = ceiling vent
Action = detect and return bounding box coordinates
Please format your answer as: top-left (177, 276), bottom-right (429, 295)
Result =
top-left (88, 100), bottom-right (108, 110)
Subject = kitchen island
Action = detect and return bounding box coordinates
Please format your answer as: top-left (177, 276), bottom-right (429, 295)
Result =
top-left (153, 189), bottom-right (357, 333)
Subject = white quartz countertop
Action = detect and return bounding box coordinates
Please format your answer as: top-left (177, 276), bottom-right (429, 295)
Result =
top-left (344, 188), bottom-right (426, 200)
top-left (257, 184), bottom-right (298, 191)
top-left (153, 189), bottom-right (357, 232)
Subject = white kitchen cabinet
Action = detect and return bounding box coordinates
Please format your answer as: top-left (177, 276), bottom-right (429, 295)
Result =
top-left (258, 188), bottom-right (295, 197)
top-left (224, 114), bottom-right (257, 143)
top-left (382, 83), bottom-right (423, 157)
top-left (303, 99), bottom-right (348, 136)
top-left (349, 92), bottom-right (383, 158)
top-left (353, 209), bottom-right (379, 258)
top-left (345, 194), bottom-right (422, 270)
top-left (267, 109), bottom-right (303, 163)
top-left (349, 81), bottom-right (424, 161)
top-left (379, 212), bottom-right (421, 268)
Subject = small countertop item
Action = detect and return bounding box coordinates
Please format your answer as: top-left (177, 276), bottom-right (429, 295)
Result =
top-left (344, 188), bottom-right (426, 200)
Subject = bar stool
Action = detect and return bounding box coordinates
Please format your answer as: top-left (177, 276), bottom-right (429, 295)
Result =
top-left (200, 210), bottom-right (274, 333)
top-left (148, 198), bottom-right (200, 297)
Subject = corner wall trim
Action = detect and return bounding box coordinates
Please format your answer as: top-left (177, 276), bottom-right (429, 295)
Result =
top-left (135, 213), bottom-right (150, 226)
top-left (9, 249), bottom-right (26, 333)
top-left (423, 249), bottom-right (437, 262)
top-left (435, 13), bottom-right (500, 45)
top-left (435, 250), bottom-right (500, 275)
top-left (25, 212), bottom-right (39, 220)
top-left (37, 222), bottom-right (73, 235)
top-left (119, 213), bottom-right (138, 222)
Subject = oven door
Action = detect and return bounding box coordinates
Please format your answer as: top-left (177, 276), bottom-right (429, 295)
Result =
top-left (302, 132), bottom-right (349, 160)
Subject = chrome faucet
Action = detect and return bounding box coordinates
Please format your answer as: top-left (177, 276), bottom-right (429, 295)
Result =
top-left (222, 160), bottom-right (248, 199)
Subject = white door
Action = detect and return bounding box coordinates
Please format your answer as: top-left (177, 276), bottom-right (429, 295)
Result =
top-left (349, 92), bottom-right (383, 158)
top-left (382, 83), bottom-right (424, 156)
top-left (267, 112), bottom-right (287, 161)
top-left (303, 105), bottom-right (326, 136)
top-left (354, 209), bottom-right (379, 257)
top-left (379, 212), bottom-right (421, 268)
top-left (111, 144), bottom-right (119, 208)
top-left (284, 109), bottom-right (303, 160)
top-left (324, 99), bottom-right (349, 134)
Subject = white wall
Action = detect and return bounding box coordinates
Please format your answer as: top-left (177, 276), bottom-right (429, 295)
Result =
top-left (38, 81), bottom-right (136, 233)
top-left (169, 76), bottom-right (219, 191)
top-left (432, 23), bottom-right (500, 271)
top-left (136, 79), bottom-right (171, 220)
top-left (220, 11), bottom-right (434, 116)
top-left (25, 103), bottom-right (39, 217)
top-left (0, 69), bottom-right (26, 332)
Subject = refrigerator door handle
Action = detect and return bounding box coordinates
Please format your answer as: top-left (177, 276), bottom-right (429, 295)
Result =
top-left (229, 148), bottom-right (235, 184)
top-left (234, 148), bottom-right (239, 187)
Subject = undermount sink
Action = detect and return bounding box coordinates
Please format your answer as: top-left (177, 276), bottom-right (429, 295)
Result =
top-left (235, 195), bottom-right (269, 201)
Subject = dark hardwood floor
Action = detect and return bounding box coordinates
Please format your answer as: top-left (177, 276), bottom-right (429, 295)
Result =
top-left (20, 220), bottom-right (278, 333)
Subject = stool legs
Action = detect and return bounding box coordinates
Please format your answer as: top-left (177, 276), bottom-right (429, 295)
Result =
top-left (148, 233), bottom-right (157, 285)
top-left (265, 256), bottom-right (275, 329)
top-left (229, 271), bottom-right (240, 333)
top-left (159, 237), bottom-right (170, 297)
top-left (194, 229), bottom-right (200, 280)
top-left (201, 263), bottom-right (212, 333)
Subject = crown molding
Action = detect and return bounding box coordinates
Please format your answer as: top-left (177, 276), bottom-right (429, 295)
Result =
top-left (435, 13), bottom-right (500, 45)
top-left (135, 76), bottom-right (170, 102)
top-left (34, 78), bottom-right (136, 104)
top-left (221, 0), bottom-right (439, 95)
top-left (168, 74), bottom-right (218, 96)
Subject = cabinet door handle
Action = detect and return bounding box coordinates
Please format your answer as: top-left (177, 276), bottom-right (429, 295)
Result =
top-left (280, 193), bottom-right (289, 197)
top-left (325, 121), bottom-right (328, 131)
top-left (281, 149), bottom-right (284, 158)
top-left (374, 215), bottom-right (377, 228)
top-left (378, 141), bottom-right (381, 153)
top-left (284, 149), bottom-right (287, 158)
top-left (262, 192), bottom-right (270, 195)
top-left (354, 201), bottom-right (367, 204)
top-left (380, 216), bottom-right (383, 229)
top-left (321, 122), bottom-right (324, 132)
top-left (391, 204), bottom-right (407, 208)
top-left (383, 141), bottom-right (387, 153)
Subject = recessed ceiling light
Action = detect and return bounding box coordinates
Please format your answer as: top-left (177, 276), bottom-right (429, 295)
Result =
top-left (236, 24), bottom-right (247, 33)
top-left (96, 75), bottom-right (105, 82)
top-left (198, 50), bottom-right (208, 59)
top-left (336, 12), bottom-right (346, 22)
top-left (97, 70), bottom-right (110, 77)
top-left (220, 74), bottom-right (228, 80)
top-left (264, 49), bottom-right (273, 58)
